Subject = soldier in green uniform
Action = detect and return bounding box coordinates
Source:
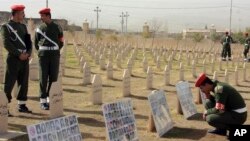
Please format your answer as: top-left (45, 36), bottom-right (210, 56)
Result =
top-left (220, 32), bottom-right (233, 61)
top-left (195, 73), bottom-right (247, 136)
top-left (243, 33), bottom-right (250, 61)
top-left (0, 4), bottom-right (32, 114)
top-left (35, 8), bottom-right (64, 110)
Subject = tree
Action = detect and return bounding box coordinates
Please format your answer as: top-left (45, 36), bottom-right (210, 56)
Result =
top-left (232, 31), bottom-right (244, 44)
top-left (95, 29), bottom-right (103, 41)
top-left (210, 33), bottom-right (221, 42)
top-left (192, 33), bottom-right (204, 42)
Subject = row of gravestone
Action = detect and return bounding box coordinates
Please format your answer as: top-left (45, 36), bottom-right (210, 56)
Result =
top-left (0, 80), bottom-right (201, 141)
top-left (73, 41), bottom-right (248, 88)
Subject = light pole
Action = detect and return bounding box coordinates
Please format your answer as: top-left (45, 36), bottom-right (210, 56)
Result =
top-left (94, 7), bottom-right (101, 31)
top-left (229, 0), bottom-right (232, 34)
top-left (46, 0), bottom-right (48, 8)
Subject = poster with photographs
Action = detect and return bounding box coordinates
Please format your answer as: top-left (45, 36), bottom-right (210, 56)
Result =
top-left (27, 115), bottom-right (82, 141)
top-left (102, 98), bottom-right (138, 141)
top-left (148, 90), bottom-right (174, 137)
top-left (176, 81), bottom-right (198, 119)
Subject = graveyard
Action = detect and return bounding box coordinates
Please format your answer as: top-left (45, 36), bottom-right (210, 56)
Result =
top-left (0, 32), bottom-right (250, 141)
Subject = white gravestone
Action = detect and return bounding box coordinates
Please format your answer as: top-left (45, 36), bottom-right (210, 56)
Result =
top-left (176, 81), bottom-right (198, 119)
top-left (99, 55), bottom-right (106, 70)
top-left (91, 75), bottom-right (102, 105)
top-left (27, 115), bottom-right (82, 141)
top-left (142, 57), bottom-right (148, 72)
top-left (102, 98), bottom-right (138, 141)
top-left (235, 66), bottom-right (239, 85)
top-left (146, 67), bottom-right (153, 89)
top-left (83, 62), bottom-right (91, 85)
top-left (49, 81), bottom-right (63, 119)
top-left (29, 58), bottom-right (39, 81)
top-left (0, 91), bottom-right (25, 140)
top-left (148, 90), bottom-right (174, 137)
top-left (106, 61), bottom-right (113, 79)
top-left (164, 65), bottom-right (170, 86)
top-left (123, 69), bottom-right (131, 97)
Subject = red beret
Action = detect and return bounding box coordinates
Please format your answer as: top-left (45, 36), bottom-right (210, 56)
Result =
top-left (11, 4), bottom-right (25, 11)
top-left (39, 8), bottom-right (51, 14)
top-left (195, 73), bottom-right (207, 87)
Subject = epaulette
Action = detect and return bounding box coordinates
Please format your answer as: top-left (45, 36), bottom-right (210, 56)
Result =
top-left (214, 85), bottom-right (223, 94)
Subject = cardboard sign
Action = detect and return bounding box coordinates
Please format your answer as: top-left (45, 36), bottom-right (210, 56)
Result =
top-left (27, 115), bottom-right (82, 141)
top-left (148, 90), bottom-right (174, 137)
top-left (102, 99), bottom-right (138, 141)
top-left (176, 81), bottom-right (198, 119)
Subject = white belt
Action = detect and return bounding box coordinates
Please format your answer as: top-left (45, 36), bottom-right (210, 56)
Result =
top-left (18, 49), bottom-right (26, 53)
top-left (233, 107), bottom-right (247, 113)
top-left (39, 46), bottom-right (59, 50)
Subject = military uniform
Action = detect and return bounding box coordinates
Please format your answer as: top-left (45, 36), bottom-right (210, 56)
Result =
top-left (221, 32), bottom-right (233, 60)
top-left (243, 34), bottom-right (250, 61)
top-left (0, 5), bottom-right (32, 113)
top-left (195, 73), bottom-right (247, 135)
top-left (35, 8), bottom-right (64, 110)
top-left (204, 81), bottom-right (247, 130)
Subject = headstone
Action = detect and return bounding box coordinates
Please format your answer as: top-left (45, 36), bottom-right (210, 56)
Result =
top-left (0, 92), bottom-right (8, 134)
top-left (95, 52), bottom-right (99, 65)
top-left (235, 66), bottom-right (239, 85)
top-left (91, 75), bottom-right (102, 105)
top-left (106, 61), bottom-right (113, 79)
top-left (148, 90), bottom-right (174, 137)
top-left (176, 81), bottom-right (198, 119)
top-left (179, 62), bottom-right (184, 81)
top-left (49, 81), bottom-right (63, 119)
top-left (224, 69), bottom-right (229, 83)
top-left (142, 57), bottom-right (148, 72)
top-left (0, 54), bottom-right (4, 83)
top-left (82, 62), bottom-right (91, 85)
top-left (156, 56), bottom-right (161, 69)
top-left (127, 59), bottom-right (133, 75)
top-left (243, 62), bottom-right (246, 82)
top-left (146, 67), bottom-right (153, 89)
top-left (213, 71), bottom-right (217, 80)
top-left (79, 56), bottom-right (85, 72)
top-left (99, 55), bottom-right (106, 70)
top-left (187, 54), bottom-right (191, 66)
top-left (219, 59), bottom-right (222, 70)
top-left (11, 81), bottom-right (18, 98)
top-left (0, 92), bottom-right (25, 140)
top-left (29, 58), bottom-right (39, 81)
top-left (116, 54), bottom-right (122, 68)
top-left (122, 69), bottom-right (130, 97)
top-left (27, 115), bottom-right (82, 141)
top-left (147, 113), bottom-right (156, 132)
top-left (202, 59), bottom-right (206, 74)
top-left (164, 65), bottom-right (170, 85)
top-left (102, 98), bottom-right (138, 141)
top-left (211, 58), bottom-right (215, 74)
top-left (192, 60), bottom-right (196, 78)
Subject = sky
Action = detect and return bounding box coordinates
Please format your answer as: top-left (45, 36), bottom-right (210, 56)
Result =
top-left (0, 0), bottom-right (250, 33)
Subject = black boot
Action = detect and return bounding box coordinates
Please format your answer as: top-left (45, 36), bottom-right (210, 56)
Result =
top-left (40, 103), bottom-right (49, 110)
top-left (208, 128), bottom-right (227, 136)
top-left (18, 104), bottom-right (32, 113)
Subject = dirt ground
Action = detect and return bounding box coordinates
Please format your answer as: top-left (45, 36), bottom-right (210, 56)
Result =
top-left (1, 37), bottom-right (250, 141)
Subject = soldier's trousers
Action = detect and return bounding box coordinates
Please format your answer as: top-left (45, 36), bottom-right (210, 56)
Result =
top-left (243, 46), bottom-right (249, 58)
top-left (221, 45), bottom-right (231, 58)
top-left (205, 99), bottom-right (247, 130)
top-left (39, 55), bottom-right (60, 99)
top-left (4, 55), bottom-right (29, 103)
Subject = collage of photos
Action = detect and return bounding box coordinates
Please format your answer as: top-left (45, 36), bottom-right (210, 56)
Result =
top-left (27, 115), bottom-right (82, 141)
top-left (148, 90), bottom-right (174, 136)
top-left (102, 99), bottom-right (138, 141)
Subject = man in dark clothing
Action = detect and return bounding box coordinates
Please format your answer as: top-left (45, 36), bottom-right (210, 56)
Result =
top-left (0, 4), bottom-right (32, 114)
top-left (34, 8), bottom-right (64, 110)
top-left (221, 32), bottom-right (233, 61)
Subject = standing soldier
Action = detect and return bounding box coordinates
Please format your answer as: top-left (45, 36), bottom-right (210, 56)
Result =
top-left (195, 73), bottom-right (247, 136)
top-left (220, 32), bottom-right (233, 61)
top-left (243, 33), bottom-right (250, 61)
top-left (35, 8), bottom-right (64, 110)
top-left (0, 4), bottom-right (32, 114)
